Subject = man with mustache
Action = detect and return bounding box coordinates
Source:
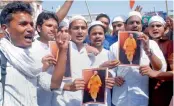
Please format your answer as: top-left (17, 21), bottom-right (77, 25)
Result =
top-left (140, 15), bottom-right (173, 106)
top-left (0, 1), bottom-right (69, 106)
top-left (109, 11), bottom-right (166, 106)
top-left (88, 21), bottom-right (120, 106)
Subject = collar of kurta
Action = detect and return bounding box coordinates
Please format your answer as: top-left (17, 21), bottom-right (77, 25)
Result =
top-left (70, 41), bottom-right (86, 54)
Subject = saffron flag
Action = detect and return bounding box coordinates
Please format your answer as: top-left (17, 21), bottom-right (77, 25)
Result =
top-left (130, 0), bottom-right (135, 9)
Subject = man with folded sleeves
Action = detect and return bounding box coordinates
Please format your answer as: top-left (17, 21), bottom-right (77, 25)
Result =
top-left (109, 11), bottom-right (166, 106)
top-left (142, 15), bottom-right (173, 106)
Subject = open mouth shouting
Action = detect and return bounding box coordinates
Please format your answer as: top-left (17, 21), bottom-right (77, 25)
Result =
top-left (24, 34), bottom-right (33, 43)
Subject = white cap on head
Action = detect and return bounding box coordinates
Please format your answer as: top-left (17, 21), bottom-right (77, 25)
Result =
top-left (88, 21), bottom-right (105, 34)
top-left (69, 15), bottom-right (87, 24)
top-left (89, 21), bottom-right (104, 29)
top-left (59, 18), bottom-right (69, 28)
top-left (128, 11), bottom-right (142, 20)
top-left (112, 16), bottom-right (125, 23)
top-left (148, 15), bottom-right (166, 26)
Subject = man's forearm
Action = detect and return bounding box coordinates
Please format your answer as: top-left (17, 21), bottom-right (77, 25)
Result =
top-left (147, 51), bottom-right (162, 71)
top-left (51, 49), bottom-right (67, 89)
top-left (56, 0), bottom-right (74, 22)
top-left (155, 71), bottom-right (174, 81)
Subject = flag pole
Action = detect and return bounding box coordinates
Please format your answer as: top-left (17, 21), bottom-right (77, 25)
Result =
top-left (85, 0), bottom-right (92, 22)
top-left (165, 0), bottom-right (168, 15)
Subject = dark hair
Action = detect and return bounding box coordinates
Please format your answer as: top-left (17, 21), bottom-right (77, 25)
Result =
top-left (36, 11), bottom-right (59, 33)
top-left (88, 25), bottom-right (106, 35)
top-left (96, 13), bottom-right (110, 24)
top-left (0, 1), bottom-right (33, 25)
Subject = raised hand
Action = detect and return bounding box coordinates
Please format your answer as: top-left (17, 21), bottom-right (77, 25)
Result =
top-left (134, 5), bottom-right (143, 13)
top-left (55, 31), bottom-right (70, 50)
top-left (137, 32), bottom-right (150, 53)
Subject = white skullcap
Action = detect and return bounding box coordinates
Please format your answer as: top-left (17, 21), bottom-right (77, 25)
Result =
top-left (89, 21), bottom-right (104, 29)
top-left (128, 11), bottom-right (142, 20)
top-left (112, 16), bottom-right (125, 23)
top-left (59, 18), bottom-right (69, 28)
top-left (69, 15), bottom-right (87, 24)
top-left (148, 15), bottom-right (166, 26)
top-left (88, 21), bottom-right (105, 34)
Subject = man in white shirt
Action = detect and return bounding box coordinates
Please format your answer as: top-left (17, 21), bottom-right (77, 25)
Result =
top-left (0, 2), bottom-right (69, 106)
top-left (35, 12), bottom-right (99, 106)
top-left (109, 11), bottom-right (166, 106)
top-left (54, 15), bottom-right (96, 106)
top-left (34, 11), bottom-right (68, 106)
top-left (33, 1), bottom-right (74, 106)
top-left (87, 21), bottom-right (120, 106)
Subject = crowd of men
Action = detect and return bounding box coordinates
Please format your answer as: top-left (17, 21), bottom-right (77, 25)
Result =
top-left (0, 1), bottom-right (173, 106)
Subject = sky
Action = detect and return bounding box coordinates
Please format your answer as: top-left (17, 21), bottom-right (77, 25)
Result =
top-left (42, 0), bottom-right (173, 20)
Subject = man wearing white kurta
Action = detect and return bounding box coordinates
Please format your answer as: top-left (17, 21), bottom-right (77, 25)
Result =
top-left (55, 41), bottom-right (92, 106)
top-left (0, 37), bottom-right (56, 106)
top-left (109, 11), bottom-right (167, 106)
top-left (0, 2), bottom-right (68, 106)
top-left (87, 21), bottom-right (113, 106)
top-left (54, 15), bottom-right (94, 106)
top-left (34, 11), bottom-right (65, 106)
top-left (35, 14), bottom-right (97, 106)
top-left (0, 2), bottom-right (48, 106)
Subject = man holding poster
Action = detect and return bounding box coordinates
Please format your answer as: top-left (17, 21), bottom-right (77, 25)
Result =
top-left (109, 11), bottom-right (166, 106)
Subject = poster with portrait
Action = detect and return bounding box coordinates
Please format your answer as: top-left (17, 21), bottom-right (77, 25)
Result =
top-left (49, 41), bottom-right (72, 79)
top-left (82, 68), bottom-right (108, 105)
top-left (118, 31), bottom-right (141, 66)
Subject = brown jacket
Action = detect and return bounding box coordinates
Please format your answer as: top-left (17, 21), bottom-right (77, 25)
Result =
top-left (149, 36), bottom-right (173, 106)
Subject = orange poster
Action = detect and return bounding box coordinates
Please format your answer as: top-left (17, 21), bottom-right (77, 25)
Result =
top-left (82, 68), bottom-right (107, 105)
top-left (118, 31), bottom-right (141, 66)
top-left (49, 41), bottom-right (59, 60)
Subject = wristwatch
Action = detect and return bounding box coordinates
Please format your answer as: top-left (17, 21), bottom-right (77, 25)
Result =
top-left (146, 49), bottom-right (153, 57)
